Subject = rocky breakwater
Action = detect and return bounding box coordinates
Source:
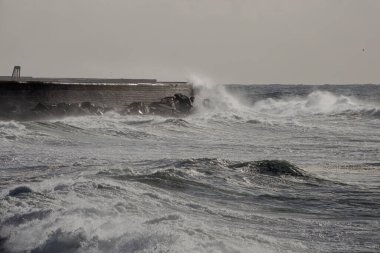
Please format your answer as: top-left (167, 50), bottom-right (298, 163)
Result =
top-left (0, 93), bottom-right (194, 121)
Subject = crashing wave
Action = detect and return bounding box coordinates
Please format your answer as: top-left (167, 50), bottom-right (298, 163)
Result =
top-left (189, 80), bottom-right (379, 122)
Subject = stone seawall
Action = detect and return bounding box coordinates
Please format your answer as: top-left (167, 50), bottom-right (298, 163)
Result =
top-left (0, 81), bottom-right (194, 110)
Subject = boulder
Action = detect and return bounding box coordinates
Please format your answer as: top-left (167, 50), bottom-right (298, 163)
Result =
top-left (125, 102), bottom-right (150, 115)
top-left (173, 93), bottom-right (193, 113)
top-left (32, 102), bottom-right (51, 112)
top-left (80, 102), bottom-right (104, 115)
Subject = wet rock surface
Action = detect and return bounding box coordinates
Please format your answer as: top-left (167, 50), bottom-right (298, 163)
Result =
top-left (122, 93), bottom-right (194, 116)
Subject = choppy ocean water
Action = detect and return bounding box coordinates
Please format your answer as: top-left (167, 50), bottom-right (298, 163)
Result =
top-left (1, 84), bottom-right (379, 253)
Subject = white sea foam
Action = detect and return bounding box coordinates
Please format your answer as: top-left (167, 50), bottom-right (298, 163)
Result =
top-left (252, 90), bottom-right (379, 117)
top-left (0, 121), bottom-right (26, 140)
top-left (1, 172), bottom-right (275, 253)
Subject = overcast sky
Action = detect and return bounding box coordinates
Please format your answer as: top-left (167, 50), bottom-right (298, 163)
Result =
top-left (0, 0), bottom-right (379, 84)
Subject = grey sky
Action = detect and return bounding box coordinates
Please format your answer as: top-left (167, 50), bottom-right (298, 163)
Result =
top-left (0, 0), bottom-right (379, 84)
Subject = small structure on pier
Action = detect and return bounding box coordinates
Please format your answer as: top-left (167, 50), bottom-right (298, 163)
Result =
top-left (12, 66), bottom-right (21, 79)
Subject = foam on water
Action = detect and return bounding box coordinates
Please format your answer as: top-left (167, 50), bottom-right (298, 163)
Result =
top-left (0, 121), bottom-right (26, 140)
top-left (1, 158), bottom-right (379, 252)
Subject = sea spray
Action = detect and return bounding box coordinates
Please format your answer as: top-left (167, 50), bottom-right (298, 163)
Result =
top-left (188, 75), bottom-right (253, 120)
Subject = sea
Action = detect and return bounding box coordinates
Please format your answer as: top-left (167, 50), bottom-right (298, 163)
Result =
top-left (1, 83), bottom-right (379, 253)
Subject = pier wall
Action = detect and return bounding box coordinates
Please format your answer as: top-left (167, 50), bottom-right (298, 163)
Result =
top-left (0, 81), bottom-right (194, 110)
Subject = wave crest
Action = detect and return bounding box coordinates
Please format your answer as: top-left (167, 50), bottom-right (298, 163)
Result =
top-left (229, 160), bottom-right (307, 177)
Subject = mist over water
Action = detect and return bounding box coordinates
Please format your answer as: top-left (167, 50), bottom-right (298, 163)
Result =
top-left (1, 83), bottom-right (380, 252)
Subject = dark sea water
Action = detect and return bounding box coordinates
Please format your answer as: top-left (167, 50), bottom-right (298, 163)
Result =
top-left (1, 84), bottom-right (379, 252)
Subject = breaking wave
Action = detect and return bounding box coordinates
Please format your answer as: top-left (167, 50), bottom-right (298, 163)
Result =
top-left (189, 77), bottom-right (253, 122)
top-left (189, 84), bottom-right (380, 124)
top-left (2, 157), bottom-right (378, 253)
top-left (251, 90), bottom-right (380, 118)
top-left (1, 158), bottom-right (320, 253)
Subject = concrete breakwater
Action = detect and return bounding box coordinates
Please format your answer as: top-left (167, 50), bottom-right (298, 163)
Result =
top-left (0, 78), bottom-right (194, 120)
